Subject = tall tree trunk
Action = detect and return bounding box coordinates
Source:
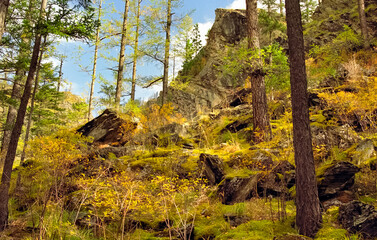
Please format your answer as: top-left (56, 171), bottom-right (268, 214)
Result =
top-left (88, 0), bottom-right (102, 120)
top-left (19, 35), bottom-right (47, 166)
top-left (358, 0), bottom-right (369, 48)
top-left (162, 0), bottom-right (172, 106)
top-left (115, 0), bottom-right (130, 108)
top-left (0, 0), bottom-right (47, 231)
top-left (285, 0), bottom-right (322, 237)
top-left (0, 0), bottom-right (10, 43)
top-left (246, 0), bottom-right (272, 143)
top-left (130, 0), bottom-right (141, 101)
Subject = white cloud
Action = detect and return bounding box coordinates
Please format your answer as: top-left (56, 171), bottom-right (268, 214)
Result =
top-left (198, 21), bottom-right (213, 46)
top-left (43, 57), bottom-right (60, 68)
top-left (226, 0), bottom-right (246, 9)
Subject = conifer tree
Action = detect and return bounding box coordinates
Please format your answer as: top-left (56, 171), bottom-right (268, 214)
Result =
top-left (115, 0), bottom-right (130, 108)
top-left (285, 0), bottom-right (322, 237)
top-left (246, 0), bottom-right (272, 143)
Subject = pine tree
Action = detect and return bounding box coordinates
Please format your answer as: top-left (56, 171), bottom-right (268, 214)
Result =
top-left (246, 0), bottom-right (272, 143)
top-left (285, 0), bottom-right (322, 237)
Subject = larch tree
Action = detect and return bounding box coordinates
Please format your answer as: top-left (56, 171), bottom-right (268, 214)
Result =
top-left (130, 0), bottom-right (142, 101)
top-left (161, 0), bottom-right (172, 105)
top-left (358, 0), bottom-right (369, 48)
top-left (115, 0), bottom-right (130, 108)
top-left (285, 0), bottom-right (322, 237)
top-left (246, 0), bottom-right (272, 143)
top-left (88, 0), bottom-right (102, 120)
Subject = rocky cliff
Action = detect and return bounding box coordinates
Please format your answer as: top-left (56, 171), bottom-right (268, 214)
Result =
top-left (167, 9), bottom-right (248, 118)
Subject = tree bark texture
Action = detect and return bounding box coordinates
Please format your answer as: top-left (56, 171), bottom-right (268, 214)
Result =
top-left (0, 0), bottom-right (10, 43)
top-left (115, 0), bottom-right (129, 108)
top-left (0, 0), bottom-right (47, 231)
top-left (131, 0), bottom-right (141, 101)
top-left (358, 0), bottom-right (369, 48)
top-left (89, 0), bottom-right (102, 120)
top-left (246, 0), bottom-right (272, 143)
top-left (285, 0), bottom-right (322, 237)
top-left (162, 0), bottom-right (172, 105)
top-left (20, 35), bottom-right (46, 165)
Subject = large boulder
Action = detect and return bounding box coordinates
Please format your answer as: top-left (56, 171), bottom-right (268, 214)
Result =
top-left (257, 160), bottom-right (295, 197)
top-left (218, 175), bottom-right (259, 205)
top-left (77, 109), bottom-right (137, 147)
top-left (338, 201), bottom-right (377, 239)
top-left (198, 154), bottom-right (225, 185)
top-left (317, 161), bottom-right (360, 201)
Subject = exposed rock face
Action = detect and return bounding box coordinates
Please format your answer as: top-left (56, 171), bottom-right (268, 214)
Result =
top-left (317, 161), bottom-right (360, 201)
top-left (77, 109), bottom-right (137, 146)
top-left (338, 201), bottom-right (377, 239)
top-left (167, 9), bottom-right (248, 118)
top-left (198, 153), bottom-right (225, 185)
top-left (311, 124), bottom-right (360, 151)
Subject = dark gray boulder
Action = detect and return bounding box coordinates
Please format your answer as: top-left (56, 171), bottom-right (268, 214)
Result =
top-left (317, 161), bottom-right (360, 201)
top-left (77, 109), bottom-right (137, 146)
top-left (198, 154), bottom-right (225, 185)
top-left (218, 175), bottom-right (259, 205)
top-left (338, 201), bottom-right (377, 239)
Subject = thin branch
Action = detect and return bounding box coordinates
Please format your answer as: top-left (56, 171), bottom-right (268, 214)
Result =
top-left (143, 77), bottom-right (163, 88)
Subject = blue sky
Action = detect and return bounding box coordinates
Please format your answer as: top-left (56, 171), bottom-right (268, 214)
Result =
top-left (55, 0), bottom-right (246, 111)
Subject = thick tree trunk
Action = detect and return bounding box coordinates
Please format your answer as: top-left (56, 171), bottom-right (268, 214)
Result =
top-left (162, 0), bottom-right (172, 105)
top-left (246, 0), bottom-right (272, 143)
top-left (0, 0), bottom-right (10, 43)
top-left (115, 0), bottom-right (130, 108)
top-left (358, 0), bottom-right (369, 48)
top-left (131, 0), bottom-right (141, 101)
top-left (285, 0), bottom-right (322, 237)
top-left (0, 0), bottom-right (47, 231)
top-left (88, 0), bottom-right (102, 120)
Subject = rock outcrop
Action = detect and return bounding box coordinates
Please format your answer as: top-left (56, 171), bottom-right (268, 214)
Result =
top-left (77, 109), bottom-right (137, 147)
top-left (167, 9), bottom-right (248, 118)
top-left (338, 201), bottom-right (377, 239)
